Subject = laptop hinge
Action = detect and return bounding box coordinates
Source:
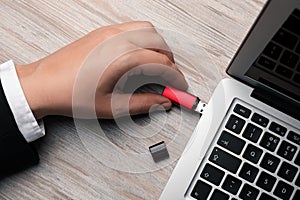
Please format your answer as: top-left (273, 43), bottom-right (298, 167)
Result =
top-left (251, 88), bottom-right (300, 121)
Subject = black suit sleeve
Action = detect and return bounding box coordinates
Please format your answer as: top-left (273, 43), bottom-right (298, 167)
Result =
top-left (0, 79), bottom-right (39, 178)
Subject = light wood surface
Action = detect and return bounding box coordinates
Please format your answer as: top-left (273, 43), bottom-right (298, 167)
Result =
top-left (0, 0), bottom-right (267, 199)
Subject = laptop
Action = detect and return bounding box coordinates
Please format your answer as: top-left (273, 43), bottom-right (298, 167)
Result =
top-left (160, 0), bottom-right (300, 199)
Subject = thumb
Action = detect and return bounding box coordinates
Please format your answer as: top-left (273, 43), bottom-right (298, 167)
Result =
top-left (129, 93), bottom-right (172, 116)
top-left (112, 93), bottom-right (172, 117)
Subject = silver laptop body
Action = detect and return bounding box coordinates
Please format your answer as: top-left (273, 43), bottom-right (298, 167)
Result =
top-left (160, 0), bottom-right (300, 199)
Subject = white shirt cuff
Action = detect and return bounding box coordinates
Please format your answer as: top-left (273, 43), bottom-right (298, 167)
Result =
top-left (0, 60), bottom-right (45, 142)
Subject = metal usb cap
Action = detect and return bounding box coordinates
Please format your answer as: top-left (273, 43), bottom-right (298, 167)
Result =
top-left (160, 86), bottom-right (207, 115)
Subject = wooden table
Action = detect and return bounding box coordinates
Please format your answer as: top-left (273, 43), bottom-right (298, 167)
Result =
top-left (0, 0), bottom-right (267, 199)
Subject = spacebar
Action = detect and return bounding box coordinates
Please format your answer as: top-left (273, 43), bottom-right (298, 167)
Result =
top-left (208, 147), bottom-right (242, 173)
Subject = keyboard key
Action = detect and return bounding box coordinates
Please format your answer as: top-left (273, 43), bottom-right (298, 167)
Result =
top-left (234, 104), bottom-right (251, 118)
top-left (251, 113), bottom-right (269, 127)
top-left (257, 56), bottom-right (276, 70)
top-left (293, 73), bottom-right (300, 84)
top-left (209, 147), bottom-right (242, 173)
top-left (273, 29), bottom-right (297, 49)
top-left (263, 42), bottom-right (283, 60)
top-left (217, 131), bottom-right (245, 155)
top-left (191, 180), bottom-right (212, 199)
top-left (283, 15), bottom-right (300, 35)
top-left (278, 161), bottom-right (298, 182)
top-left (287, 131), bottom-right (300, 145)
top-left (296, 174), bottom-right (300, 187)
top-left (256, 171), bottom-right (276, 192)
top-left (238, 162), bottom-right (259, 183)
top-left (242, 123), bottom-right (262, 143)
top-left (243, 144), bottom-right (263, 164)
top-left (293, 190), bottom-right (300, 200)
top-left (275, 65), bottom-right (293, 79)
top-left (274, 180), bottom-right (294, 200)
top-left (277, 141), bottom-right (297, 161)
top-left (239, 183), bottom-right (259, 200)
top-left (225, 115), bottom-right (245, 134)
top-left (269, 122), bottom-right (287, 136)
top-left (259, 193), bottom-right (277, 200)
top-left (296, 41), bottom-right (300, 54)
top-left (295, 152), bottom-right (300, 167)
top-left (280, 50), bottom-right (299, 69)
top-left (260, 152), bottom-right (280, 173)
top-left (200, 163), bottom-right (225, 186)
top-left (260, 132), bottom-right (280, 152)
top-left (222, 174), bottom-right (242, 195)
top-left (275, 65), bottom-right (293, 78)
top-left (294, 9), bottom-right (300, 18)
top-left (210, 189), bottom-right (229, 200)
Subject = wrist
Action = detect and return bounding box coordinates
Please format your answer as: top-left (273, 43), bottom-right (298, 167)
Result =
top-left (16, 62), bottom-right (46, 119)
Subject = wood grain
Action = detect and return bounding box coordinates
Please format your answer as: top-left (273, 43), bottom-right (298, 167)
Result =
top-left (0, 0), bottom-right (266, 199)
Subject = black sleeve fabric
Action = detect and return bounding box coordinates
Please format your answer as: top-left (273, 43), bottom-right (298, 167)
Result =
top-left (0, 79), bottom-right (39, 178)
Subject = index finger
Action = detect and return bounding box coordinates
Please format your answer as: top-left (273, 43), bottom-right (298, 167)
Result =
top-left (115, 21), bottom-right (156, 32)
top-left (116, 22), bottom-right (175, 62)
top-left (102, 48), bottom-right (188, 92)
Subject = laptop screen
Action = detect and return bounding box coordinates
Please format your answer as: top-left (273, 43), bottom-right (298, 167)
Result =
top-left (226, 0), bottom-right (300, 115)
top-left (245, 9), bottom-right (300, 102)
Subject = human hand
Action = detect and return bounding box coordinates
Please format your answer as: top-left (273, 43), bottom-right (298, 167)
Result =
top-left (16, 21), bottom-right (188, 119)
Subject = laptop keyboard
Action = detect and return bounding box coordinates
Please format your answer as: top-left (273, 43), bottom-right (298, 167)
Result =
top-left (255, 9), bottom-right (300, 86)
top-left (190, 101), bottom-right (300, 200)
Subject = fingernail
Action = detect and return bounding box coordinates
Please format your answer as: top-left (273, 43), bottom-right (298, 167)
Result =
top-left (149, 101), bottom-right (172, 113)
top-left (161, 101), bottom-right (172, 110)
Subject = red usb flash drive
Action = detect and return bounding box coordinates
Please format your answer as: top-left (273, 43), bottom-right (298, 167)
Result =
top-left (161, 86), bottom-right (206, 113)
